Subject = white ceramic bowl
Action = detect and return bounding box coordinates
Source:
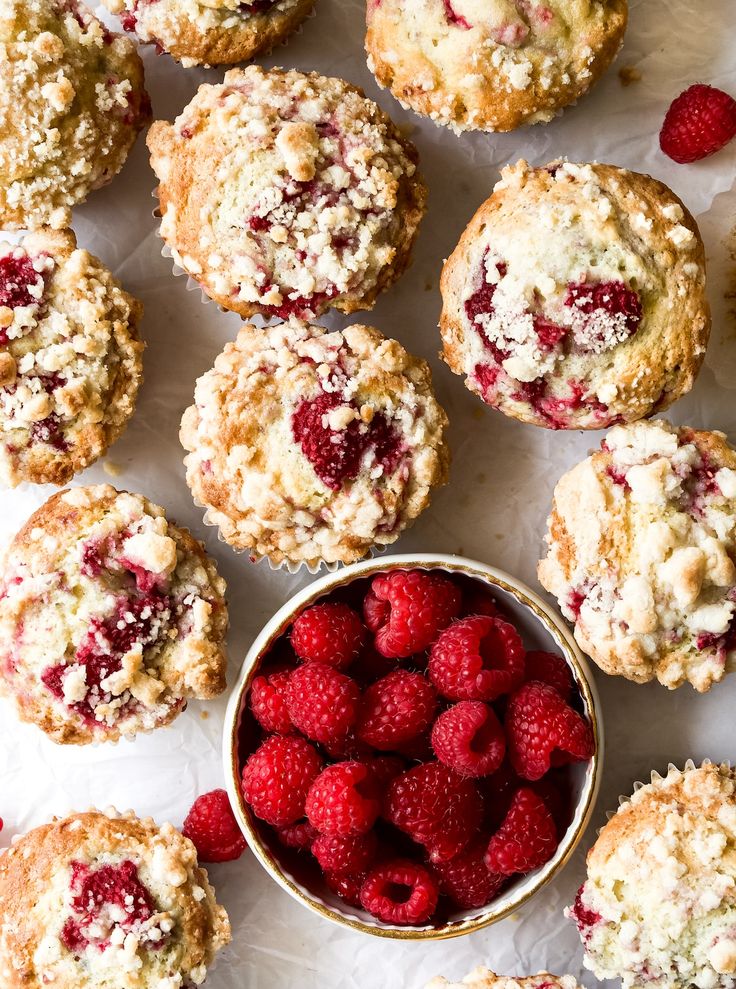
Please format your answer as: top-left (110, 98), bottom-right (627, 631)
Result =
top-left (223, 553), bottom-right (603, 940)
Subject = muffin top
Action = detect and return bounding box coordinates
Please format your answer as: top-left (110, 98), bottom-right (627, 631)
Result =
top-left (0, 0), bottom-right (150, 229)
top-left (365, 0), bottom-right (628, 133)
top-left (428, 972), bottom-right (583, 989)
top-left (570, 763), bottom-right (736, 989)
top-left (538, 420), bottom-right (736, 692)
top-left (0, 228), bottom-right (144, 487)
top-left (105, 0), bottom-right (316, 67)
top-left (0, 484), bottom-right (228, 744)
top-left (180, 318), bottom-right (449, 569)
top-left (0, 809), bottom-right (231, 989)
top-left (440, 160), bottom-right (709, 430)
top-left (147, 65), bottom-right (426, 320)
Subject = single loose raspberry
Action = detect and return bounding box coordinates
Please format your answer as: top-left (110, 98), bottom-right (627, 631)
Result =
top-left (356, 670), bottom-right (437, 750)
top-left (484, 788), bottom-right (558, 876)
top-left (306, 761), bottom-right (381, 836)
top-left (286, 663), bottom-right (360, 745)
top-left (291, 602), bottom-right (366, 669)
top-left (181, 789), bottom-right (246, 863)
top-left (241, 735), bottom-right (323, 827)
top-left (312, 831), bottom-right (378, 874)
top-left (523, 651), bottom-right (573, 700)
top-left (506, 681), bottom-right (594, 781)
top-left (428, 615), bottom-right (525, 702)
top-left (324, 870), bottom-right (366, 907)
top-left (431, 701), bottom-right (505, 778)
top-left (364, 570), bottom-right (461, 658)
top-left (433, 839), bottom-right (507, 909)
top-left (250, 668), bottom-right (293, 734)
top-left (660, 83), bottom-right (736, 163)
top-left (384, 762), bottom-right (483, 862)
top-left (360, 859), bottom-right (439, 925)
top-left (275, 819), bottom-right (318, 851)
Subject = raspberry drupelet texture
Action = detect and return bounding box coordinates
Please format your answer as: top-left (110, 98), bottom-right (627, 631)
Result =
top-left (306, 761), bottom-right (382, 837)
top-left (523, 650), bottom-right (573, 699)
top-left (427, 969), bottom-right (585, 989)
top-left (182, 789), bottom-right (246, 863)
top-left (485, 787), bottom-right (558, 875)
top-left (359, 859), bottom-right (439, 925)
top-left (429, 615), bottom-right (525, 701)
top-left (440, 160), bottom-right (709, 430)
top-left (311, 831), bottom-right (378, 874)
top-left (364, 570), bottom-right (462, 658)
top-left (249, 667), bottom-right (294, 734)
top-left (431, 700), bottom-right (506, 777)
top-left (148, 65), bottom-right (426, 320)
top-left (291, 601), bottom-right (365, 669)
top-left (357, 670), bottom-right (437, 750)
top-left (285, 663), bottom-right (361, 745)
top-left (241, 735), bottom-right (323, 827)
top-left (660, 84), bottom-right (736, 164)
top-left (433, 838), bottom-right (506, 909)
top-left (505, 681), bottom-right (594, 781)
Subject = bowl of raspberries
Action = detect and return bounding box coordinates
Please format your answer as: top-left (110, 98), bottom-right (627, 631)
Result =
top-left (224, 554), bottom-right (602, 938)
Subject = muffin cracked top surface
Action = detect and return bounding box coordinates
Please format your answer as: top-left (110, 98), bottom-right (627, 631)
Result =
top-left (440, 160), bottom-right (709, 431)
top-left (104, 0), bottom-right (316, 67)
top-left (0, 809), bottom-right (231, 989)
top-left (180, 318), bottom-right (449, 568)
top-left (365, 0), bottom-right (628, 133)
top-left (538, 420), bottom-right (736, 692)
top-left (428, 972), bottom-right (583, 989)
top-left (147, 65), bottom-right (427, 320)
top-left (0, 484), bottom-right (228, 744)
top-left (0, 0), bottom-right (151, 229)
top-left (570, 763), bottom-right (736, 989)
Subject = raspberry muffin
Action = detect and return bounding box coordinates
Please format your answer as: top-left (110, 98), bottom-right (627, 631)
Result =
top-left (538, 420), bottom-right (736, 692)
top-left (180, 318), bottom-right (449, 569)
top-left (569, 762), bottom-right (736, 989)
top-left (105, 0), bottom-right (316, 67)
top-left (440, 160), bottom-right (709, 430)
top-left (0, 808), bottom-right (230, 989)
top-left (0, 485), bottom-right (228, 745)
top-left (365, 0), bottom-right (628, 133)
top-left (147, 66), bottom-right (426, 320)
top-left (0, 0), bottom-right (150, 230)
top-left (0, 228), bottom-right (144, 487)
top-left (428, 971), bottom-right (583, 989)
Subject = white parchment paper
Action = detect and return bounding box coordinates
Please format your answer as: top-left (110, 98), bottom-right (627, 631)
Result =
top-left (2, 1), bottom-right (736, 986)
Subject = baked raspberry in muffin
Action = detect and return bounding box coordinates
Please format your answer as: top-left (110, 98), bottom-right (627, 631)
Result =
top-left (440, 160), bottom-right (709, 430)
top-left (365, 0), bottom-right (628, 133)
top-left (0, 808), bottom-right (230, 989)
top-left (539, 420), bottom-right (736, 692)
top-left (0, 0), bottom-right (150, 230)
top-left (147, 66), bottom-right (426, 320)
top-left (569, 762), bottom-right (736, 989)
top-left (0, 485), bottom-right (228, 744)
top-left (427, 970), bottom-right (584, 989)
top-left (180, 319), bottom-right (449, 569)
top-left (105, 0), bottom-right (316, 67)
top-left (0, 228), bottom-right (144, 487)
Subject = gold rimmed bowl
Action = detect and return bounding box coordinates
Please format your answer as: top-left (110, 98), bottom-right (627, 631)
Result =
top-left (223, 553), bottom-right (603, 940)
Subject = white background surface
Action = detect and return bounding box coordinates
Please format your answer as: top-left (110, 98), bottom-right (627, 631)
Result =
top-left (2, 1), bottom-right (736, 986)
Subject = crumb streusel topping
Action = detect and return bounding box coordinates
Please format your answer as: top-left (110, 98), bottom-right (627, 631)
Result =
top-left (0, 809), bottom-right (231, 989)
top-left (0, 485), bottom-right (228, 744)
top-left (148, 65), bottom-right (426, 319)
top-left (569, 763), bottom-right (736, 989)
top-left (180, 318), bottom-right (449, 568)
top-left (0, 0), bottom-right (150, 229)
top-left (427, 969), bottom-right (583, 989)
top-left (539, 420), bottom-right (736, 691)
top-left (440, 161), bottom-right (709, 430)
top-left (0, 228), bottom-right (144, 487)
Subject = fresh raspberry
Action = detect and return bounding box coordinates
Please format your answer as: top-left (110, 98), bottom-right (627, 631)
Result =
top-left (285, 663), bottom-right (360, 745)
top-left (324, 870), bottom-right (366, 907)
top-left (0, 254), bottom-right (42, 311)
top-left (350, 644), bottom-right (401, 685)
top-left (433, 839), bottom-right (507, 909)
top-left (306, 761), bottom-right (381, 836)
top-left (428, 615), bottom-right (525, 702)
top-left (363, 570), bottom-right (461, 658)
top-left (312, 831), bottom-right (378, 874)
top-left (384, 762), bottom-right (483, 862)
top-left (362, 755), bottom-right (406, 789)
top-left (393, 732), bottom-right (434, 763)
top-left (249, 668), bottom-right (293, 734)
top-left (482, 761), bottom-right (521, 831)
top-left (462, 585), bottom-right (499, 618)
top-left (485, 788), bottom-right (558, 876)
top-left (565, 281), bottom-right (642, 343)
top-left (356, 670), bottom-right (437, 750)
top-left (660, 83), bottom-right (736, 163)
top-left (523, 651), bottom-right (573, 700)
top-left (321, 732), bottom-right (373, 762)
top-left (431, 701), bottom-right (505, 778)
top-left (241, 735), bottom-right (323, 827)
top-left (291, 602), bottom-right (366, 669)
top-left (360, 859), bottom-right (439, 925)
top-left (275, 820), bottom-right (318, 851)
top-left (181, 789), bottom-right (246, 863)
top-left (530, 770), bottom-right (573, 838)
top-left (506, 681), bottom-right (594, 781)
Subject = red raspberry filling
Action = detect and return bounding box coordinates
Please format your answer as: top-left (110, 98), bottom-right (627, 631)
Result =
top-left (60, 859), bottom-right (160, 956)
top-left (429, 615), bottom-right (525, 701)
top-left (570, 884), bottom-right (604, 941)
top-left (442, 0), bottom-right (471, 29)
top-left (292, 391), bottom-right (402, 491)
top-left (359, 859), bottom-right (439, 925)
top-left (0, 254), bottom-right (44, 338)
top-left (565, 280), bottom-right (642, 347)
